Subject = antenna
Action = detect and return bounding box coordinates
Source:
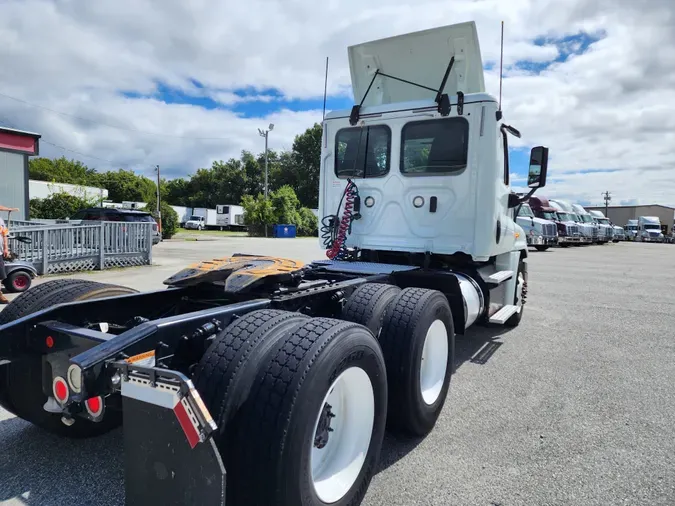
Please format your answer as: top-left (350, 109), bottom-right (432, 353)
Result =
top-left (499, 21), bottom-right (504, 111)
top-left (322, 57), bottom-right (329, 120)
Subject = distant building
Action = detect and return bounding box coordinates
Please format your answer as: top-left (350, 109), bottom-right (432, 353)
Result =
top-left (585, 204), bottom-right (675, 234)
top-left (0, 126), bottom-right (41, 220)
top-left (29, 180), bottom-right (108, 202)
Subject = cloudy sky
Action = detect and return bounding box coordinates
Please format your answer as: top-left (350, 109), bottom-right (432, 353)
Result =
top-left (0, 0), bottom-right (673, 207)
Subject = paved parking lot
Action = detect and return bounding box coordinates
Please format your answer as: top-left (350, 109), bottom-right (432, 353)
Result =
top-left (1, 239), bottom-right (674, 505)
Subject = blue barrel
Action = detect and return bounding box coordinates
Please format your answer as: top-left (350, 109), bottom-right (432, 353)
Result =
top-left (273, 224), bottom-right (296, 238)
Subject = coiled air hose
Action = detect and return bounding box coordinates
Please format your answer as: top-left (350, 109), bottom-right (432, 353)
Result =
top-left (321, 179), bottom-right (359, 260)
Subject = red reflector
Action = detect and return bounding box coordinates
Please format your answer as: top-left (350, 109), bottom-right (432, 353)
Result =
top-left (45, 336), bottom-right (54, 348)
top-left (53, 377), bottom-right (69, 403)
top-left (85, 396), bottom-right (104, 417)
top-left (174, 399), bottom-right (200, 449)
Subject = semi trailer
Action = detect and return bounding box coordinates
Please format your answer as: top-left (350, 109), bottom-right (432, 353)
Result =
top-left (0, 22), bottom-right (549, 506)
top-left (516, 202), bottom-right (558, 251)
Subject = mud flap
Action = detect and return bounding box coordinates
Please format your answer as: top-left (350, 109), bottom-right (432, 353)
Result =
top-left (114, 363), bottom-right (226, 506)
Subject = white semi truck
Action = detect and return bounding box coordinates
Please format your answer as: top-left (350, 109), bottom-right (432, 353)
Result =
top-left (550, 199), bottom-right (594, 244)
top-left (0, 22), bottom-right (549, 506)
top-left (571, 203), bottom-right (601, 243)
top-left (517, 203), bottom-right (558, 251)
top-left (588, 210), bottom-right (615, 242)
top-left (625, 219), bottom-right (639, 240)
top-left (637, 216), bottom-right (664, 242)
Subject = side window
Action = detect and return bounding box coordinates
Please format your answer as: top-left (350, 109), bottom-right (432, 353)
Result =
top-left (71, 210), bottom-right (87, 220)
top-left (335, 125), bottom-right (391, 179)
top-left (501, 127), bottom-right (509, 185)
top-left (400, 118), bottom-right (469, 175)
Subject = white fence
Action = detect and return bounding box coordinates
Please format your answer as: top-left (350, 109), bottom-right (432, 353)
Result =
top-left (9, 220), bottom-right (153, 275)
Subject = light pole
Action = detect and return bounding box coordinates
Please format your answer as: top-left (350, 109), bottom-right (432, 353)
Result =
top-left (258, 124), bottom-right (274, 198)
top-left (155, 165), bottom-right (162, 235)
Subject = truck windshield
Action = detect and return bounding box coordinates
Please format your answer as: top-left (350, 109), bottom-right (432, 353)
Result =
top-left (542, 211), bottom-right (557, 220)
top-left (189, 215), bottom-right (201, 221)
top-left (557, 212), bottom-right (575, 221)
top-left (598, 218), bottom-right (610, 225)
top-left (644, 224), bottom-right (660, 230)
top-left (335, 125), bottom-right (391, 178)
top-left (580, 215), bottom-right (594, 223)
top-left (518, 205), bottom-right (534, 218)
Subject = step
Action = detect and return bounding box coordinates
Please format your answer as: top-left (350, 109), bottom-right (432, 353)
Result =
top-left (484, 270), bottom-right (513, 287)
top-left (488, 304), bottom-right (520, 324)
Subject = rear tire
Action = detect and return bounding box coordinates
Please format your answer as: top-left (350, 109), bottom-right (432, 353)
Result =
top-left (534, 245), bottom-right (549, 252)
top-left (226, 318), bottom-right (388, 506)
top-left (341, 282), bottom-right (401, 336)
top-left (193, 309), bottom-right (310, 443)
top-left (379, 287), bottom-right (455, 437)
top-left (0, 279), bottom-right (137, 437)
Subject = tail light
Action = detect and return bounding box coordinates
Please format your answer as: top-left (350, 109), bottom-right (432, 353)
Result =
top-left (53, 377), bottom-right (69, 404)
top-left (153, 223), bottom-right (158, 232)
top-left (85, 396), bottom-right (104, 418)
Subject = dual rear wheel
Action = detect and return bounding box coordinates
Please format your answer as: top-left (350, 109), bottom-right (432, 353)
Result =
top-left (194, 284), bottom-right (455, 506)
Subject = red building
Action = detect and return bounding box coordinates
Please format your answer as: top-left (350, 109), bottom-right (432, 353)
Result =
top-left (0, 126), bottom-right (41, 220)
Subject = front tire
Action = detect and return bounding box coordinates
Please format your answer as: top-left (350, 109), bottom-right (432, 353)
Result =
top-left (534, 245), bottom-right (549, 252)
top-left (226, 318), bottom-right (387, 506)
top-left (4, 270), bottom-right (32, 293)
top-left (379, 288), bottom-right (455, 437)
top-left (504, 258), bottom-right (527, 328)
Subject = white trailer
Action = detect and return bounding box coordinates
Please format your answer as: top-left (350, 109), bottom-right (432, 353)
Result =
top-left (215, 204), bottom-right (245, 229)
top-left (170, 205), bottom-right (190, 227)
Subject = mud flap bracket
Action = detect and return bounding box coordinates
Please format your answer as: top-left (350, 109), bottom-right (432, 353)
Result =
top-left (114, 362), bottom-right (225, 506)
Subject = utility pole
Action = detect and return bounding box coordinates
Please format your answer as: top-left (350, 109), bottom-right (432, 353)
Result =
top-left (155, 165), bottom-right (162, 235)
top-left (258, 124), bottom-right (274, 237)
top-left (602, 190), bottom-right (611, 218)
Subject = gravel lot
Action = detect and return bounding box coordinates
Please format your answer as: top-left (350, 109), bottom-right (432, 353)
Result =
top-left (1, 239), bottom-right (674, 505)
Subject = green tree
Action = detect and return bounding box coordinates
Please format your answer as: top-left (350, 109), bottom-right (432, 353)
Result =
top-left (29, 156), bottom-right (98, 185)
top-left (241, 193), bottom-right (275, 236)
top-left (29, 192), bottom-right (96, 219)
top-left (144, 195), bottom-right (179, 239)
top-left (298, 207), bottom-right (318, 236)
top-left (91, 169), bottom-right (156, 203)
top-left (289, 123), bottom-right (322, 208)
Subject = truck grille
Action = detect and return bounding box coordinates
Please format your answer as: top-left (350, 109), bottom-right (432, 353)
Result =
top-left (543, 223), bottom-right (557, 237)
top-left (568, 225), bottom-right (579, 235)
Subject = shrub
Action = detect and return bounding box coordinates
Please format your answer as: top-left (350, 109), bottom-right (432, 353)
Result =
top-left (29, 192), bottom-right (96, 219)
top-left (298, 207), bottom-right (318, 236)
top-left (144, 197), bottom-right (179, 239)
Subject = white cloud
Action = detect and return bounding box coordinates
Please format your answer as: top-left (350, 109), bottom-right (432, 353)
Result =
top-left (0, 0), bottom-right (673, 206)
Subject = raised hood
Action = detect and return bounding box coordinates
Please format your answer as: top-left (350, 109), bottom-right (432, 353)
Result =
top-left (348, 21), bottom-right (486, 107)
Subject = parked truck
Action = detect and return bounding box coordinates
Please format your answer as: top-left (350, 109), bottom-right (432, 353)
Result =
top-left (625, 219), bottom-right (639, 240)
top-left (612, 225), bottom-right (626, 241)
top-left (571, 203), bottom-right (600, 243)
top-left (549, 199), bottom-right (594, 244)
top-left (637, 216), bottom-right (664, 242)
top-left (216, 204), bottom-right (245, 229)
top-left (516, 202), bottom-right (558, 251)
top-left (586, 210), bottom-right (614, 243)
top-left (185, 206), bottom-right (245, 230)
top-left (529, 196), bottom-right (580, 247)
top-left (0, 22), bottom-right (550, 506)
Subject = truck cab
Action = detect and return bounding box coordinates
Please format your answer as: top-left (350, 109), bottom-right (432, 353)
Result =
top-left (550, 199), bottom-right (593, 244)
top-left (320, 21), bottom-right (547, 268)
top-left (529, 196), bottom-right (578, 247)
top-left (612, 225), bottom-right (625, 242)
top-left (571, 203), bottom-right (600, 243)
top-left (588, 210), bottom-right (614, 243)
top-left (185, 215), bottom-right (205, 230)
top-left (625, 219), bottom-right (638, 240)
top-left (516, 202), bottom-right (558, 251)
top-left (637, 216), bottom-right (664, 242)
